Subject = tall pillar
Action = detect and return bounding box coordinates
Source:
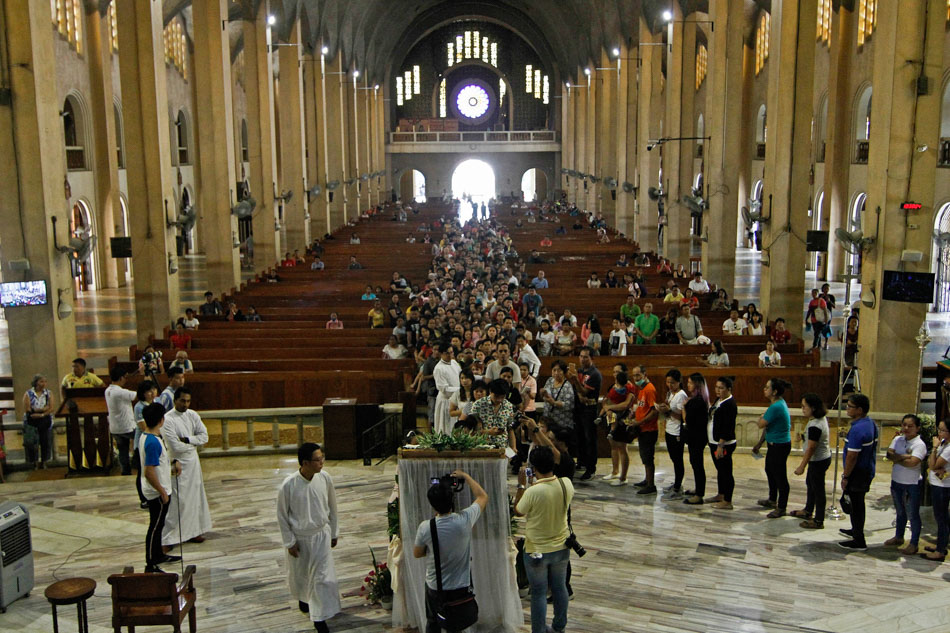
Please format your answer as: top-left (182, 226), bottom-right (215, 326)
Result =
top-left (302, 52), bottom-right (323, 238)
top-left (324, 55), bottom-right (347, 228)
top-left (242, 4), bottom-right (279, 271)
top-left (584, 69), bottom-right (597, 212)
top-left (637, 20), bottom-right (661, 252)
top-left (702, 0), bottom-right (744, 289)
top-left (561, 82), bottom-right (575, 204)
top-left (277, 24), bottom-right (308, 251)
top-left (0, 0), bottom-right (78, 406)
top-left (85, 6), bottom-right (119, 289)
top-left (819, 6), bottom-right (856, 281)
top-left (314, 48), bottom-right (331, 235)
top-left (663, 6), bottom-right (695, 265)
top-left (859, 0), bottom-right (944, 411)
top-left (759, 0), bottom-right (817, 333)
top-left (345, 73), bottom-right (361, 214)
top-left (115, 0), bottom-right (181, 342)
top-left (191, 0), bottom-right (240, 293)
top-left (362, 80), bottom-right (375, 206)
top-left (595, 51), bottom-right (618, 225)
top-left (615, 44), bottom-right (638, 238)
top-left (573, 72), bottom-right (588, 208)
top-left (736, 44), bottom-right (755, 247)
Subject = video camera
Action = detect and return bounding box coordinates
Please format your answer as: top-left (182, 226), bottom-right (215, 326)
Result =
top-left (430, 473), bottom-right (465, 493)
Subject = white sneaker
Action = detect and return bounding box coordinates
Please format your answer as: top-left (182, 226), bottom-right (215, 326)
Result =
top-left (610, 479), bottom-right (628, 487)
top-left (602, 473), bottom-right (619, 481)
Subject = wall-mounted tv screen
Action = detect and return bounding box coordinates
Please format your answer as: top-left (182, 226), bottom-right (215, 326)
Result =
top-left (882, 270), bottom-right (935, 304)
top-left (0, 280), bottom-right (49, 307)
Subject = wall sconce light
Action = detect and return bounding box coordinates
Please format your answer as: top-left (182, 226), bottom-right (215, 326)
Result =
top-left (56, 288), bottom-right (72, 320)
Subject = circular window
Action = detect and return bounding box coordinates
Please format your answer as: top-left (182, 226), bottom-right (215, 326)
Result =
top-left (457, 84), bottom-right (490, 119)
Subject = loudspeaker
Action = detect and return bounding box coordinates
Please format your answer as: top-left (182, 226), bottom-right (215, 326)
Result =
top-left (611, 190), bottom-right (616, 201)
top-left (806, 230), bottom-right (829, 252)
top-left (110, 237), bottom-right (132, 258)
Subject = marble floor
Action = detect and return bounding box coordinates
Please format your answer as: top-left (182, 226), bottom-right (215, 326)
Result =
top-left (2, 454), bottom-right (950, 633)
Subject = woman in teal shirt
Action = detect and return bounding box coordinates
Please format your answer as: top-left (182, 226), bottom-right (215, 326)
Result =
top-left (753, 378), bottom-right (792, 518)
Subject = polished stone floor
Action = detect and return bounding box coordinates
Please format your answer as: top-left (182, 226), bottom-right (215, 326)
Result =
top-left (2, 454), bottom-right (950, 633)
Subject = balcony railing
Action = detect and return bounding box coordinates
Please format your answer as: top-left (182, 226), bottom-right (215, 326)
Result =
top-left (389, 130), bottom-right (559, 144)
top-left (755, 143), bottom-right (766, 160)
top-left (855, 140), bottom-right (869, 164)
top-left (939, 139), bottom-right (950, 167)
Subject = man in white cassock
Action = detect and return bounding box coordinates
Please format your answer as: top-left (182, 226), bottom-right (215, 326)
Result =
top-left (161, 388), bottom-right (212, 548)
top-left (433, 345), bottom-right (461, 434)
top-left (277, 442), bottom-right (341, 633)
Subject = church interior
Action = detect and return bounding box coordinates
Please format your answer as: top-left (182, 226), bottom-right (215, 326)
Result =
top-left (4, 0), bottom-right (950, 632)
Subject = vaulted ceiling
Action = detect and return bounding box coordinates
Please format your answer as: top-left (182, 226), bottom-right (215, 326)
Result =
top-left (148, 0), bottom-right (786, 83)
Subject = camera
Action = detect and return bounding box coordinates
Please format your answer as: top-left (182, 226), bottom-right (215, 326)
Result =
top-left (565, 533), bottom-right (586, 557)
top-left (430, 473), bottom-right (464, 492)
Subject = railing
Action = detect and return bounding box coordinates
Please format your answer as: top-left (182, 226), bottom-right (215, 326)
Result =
top-left (360, 412), bottom-right (405, 466)
top-left (755, 143), bottom-right (766, 160)
top-left (66, 146), bottom-right (86, 170)
top-left (855, 140), bottom-right (869, 164)
top-left (939, 138), bottom-right (950, 167)
top-left (389, 130), bottom-right (559, 144)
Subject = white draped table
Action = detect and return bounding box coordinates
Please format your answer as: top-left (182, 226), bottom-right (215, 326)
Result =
top-left (391, 449), bottom-right (523, 632)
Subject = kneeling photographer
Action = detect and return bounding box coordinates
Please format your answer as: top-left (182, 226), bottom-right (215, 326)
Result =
top-left (513, 446), bottom-right (580, 633)
top-left (413, 470), bottom-right (488, 633)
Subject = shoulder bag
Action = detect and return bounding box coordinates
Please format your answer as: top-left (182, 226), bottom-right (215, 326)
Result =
top-left (430, 517), bottom-right (479, 631)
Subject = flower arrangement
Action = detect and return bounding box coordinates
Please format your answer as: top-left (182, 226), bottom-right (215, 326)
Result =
top-left (414, 429), bottom-right (493, 452)
top-left (360, 547), bottom-right (392, 604)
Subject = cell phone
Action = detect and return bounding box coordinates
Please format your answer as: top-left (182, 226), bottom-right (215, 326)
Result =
top-left (430, 477), bottom-right (441, 485)
top-left (525, 467), bottom-right (534, 480)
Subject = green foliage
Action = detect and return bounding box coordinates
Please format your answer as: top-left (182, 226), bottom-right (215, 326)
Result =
top-left (919, 414), bottom-right (937, 449)
top-left (415, 429), bottom-right (492, 452)
top-left (361, 547), bottom-right (393, 603)
top-left (387, 497), bottom-right (400, 541)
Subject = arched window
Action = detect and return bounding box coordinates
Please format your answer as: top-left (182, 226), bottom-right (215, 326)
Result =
top-left (164, 18), bottom-right (188, 79)
top-left (857, 0), bottom-right (877, 47)
top-left (817, 0), bottom-right (832, 44)
top-left (70, 200), bottom-right (96, 290)
top-left (934, 202), bottom-right (950, 311)
top-left (815, 94), bottom-right (828, 162)
top-left (848, 192), bottom-right (867, 273)
top-left (240, 119), bottom-right (249, 162)
top-left (63, 96), bottom-right (86, 170)
top-left (940, 80), bottom-right (950, 165)
top-left (50, 0), bottom-right (83, 53)
top-left (755, 104), bottom-right (767, 158)
top-left (176, 111), bottom-right (189, 165)
top-left (755, 13), bottom-right (770, 75)
top-left (114, 102), bottom-right (124, 168)
top-left (695, 44), bottom-right (707, 90)
top-left (854, 86), bottom-right (872, 163)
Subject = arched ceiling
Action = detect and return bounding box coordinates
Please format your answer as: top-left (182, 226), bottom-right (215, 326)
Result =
top-left (149, 0), bottom-right (786, 83)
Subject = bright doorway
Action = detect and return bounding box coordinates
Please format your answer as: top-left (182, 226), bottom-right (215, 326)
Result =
top-left (452, 159), bottom-right (495, 224)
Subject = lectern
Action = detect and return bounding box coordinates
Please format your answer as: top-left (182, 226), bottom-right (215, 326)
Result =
top-left (392, 448), bottom-right (523, 632)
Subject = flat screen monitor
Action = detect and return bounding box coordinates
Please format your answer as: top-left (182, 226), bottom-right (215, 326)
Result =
top-left (805, 230), bottom-right (829, 252)
top-left (110, 237), bottom-right (132, 258)
top-left (882, 270), bottom-right (935, 304)
top-left (0, 280), bottom-right (48, 307)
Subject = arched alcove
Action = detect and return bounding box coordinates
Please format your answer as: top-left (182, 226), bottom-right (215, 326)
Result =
top-left (63, 94), bottom-right (87, 170)
top-left (176, 110), bottom-right (190, 165)
top-left (934, 202), bottom-right (950, 312)
top-left (854, 85), bottom-right (872, 163)
top-left (521, 168), bottom-right (547, 202)
top-left (70, 199), bottom-right (96, 290)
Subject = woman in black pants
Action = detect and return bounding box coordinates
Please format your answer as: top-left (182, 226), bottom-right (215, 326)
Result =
top-left (708, 377), bottom-right (738, 510)
top-left (657, 369), bottom-right (688, 499)
top-left (791, 393), bottom-right (831, 528)
top-left (683, 373), bottom-right (710, 505)
top-left (753, 378), bottom-right (793, 518)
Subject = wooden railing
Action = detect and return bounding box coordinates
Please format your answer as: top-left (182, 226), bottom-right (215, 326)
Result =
top-left (389, 130), bottom-right (559, 144)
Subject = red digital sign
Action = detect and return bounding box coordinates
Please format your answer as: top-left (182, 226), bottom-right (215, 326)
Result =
top-left (901, 201), bottom-right (923, 211)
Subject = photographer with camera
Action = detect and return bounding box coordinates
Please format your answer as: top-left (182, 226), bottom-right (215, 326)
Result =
top-left (513, 446), bottom-right (577, 633)
top-left (413, 470), bottom-right (489, 633)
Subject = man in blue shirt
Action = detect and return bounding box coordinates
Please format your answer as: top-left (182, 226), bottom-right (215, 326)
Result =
top-left (530, 271), bottom-right (549, 289)
top-left (839, 393), bottom-right (878, 551)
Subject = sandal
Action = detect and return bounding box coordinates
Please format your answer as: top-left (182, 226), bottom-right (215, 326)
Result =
top-left (799, 519), bottom-right (823, 529)
top-left (766, 508), bottom-right (786, 519)
top-left (789, 509), bottom-right (810, 518)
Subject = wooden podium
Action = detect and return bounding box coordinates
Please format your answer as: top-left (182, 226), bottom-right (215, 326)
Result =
top-left (392, 448), bottom-right (523, 632)
top-left (56, 388), bottom-right (112, 475)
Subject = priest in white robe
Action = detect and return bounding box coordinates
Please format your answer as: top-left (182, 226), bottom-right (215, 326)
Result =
top-left (433, 345), bottom-right (461, 435)
top-left (277, 442), bottom-right (341, 633)
top-left (161, 388), bottom-right (212, 547)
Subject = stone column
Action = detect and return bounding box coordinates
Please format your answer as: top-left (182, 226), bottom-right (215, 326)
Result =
top-left (84, 6), bottom-right (119, 289)
top-left (302, 51), bottom-right (323, 239)
top-left (344, 72), bottom-right (361, 213)
top-left (573, 71), bottom-right (588, 208)
top-left (277, 23), bottom-right (308, 251)
top-left (859, 0), bottom-right (944, 411)
top-left (241, 5), bottom-right (279, 272)
top-left (702, 0), bottom-right (744, 290)
top-left (637, 20), bottom-right (661, 252)
top-left (759, 0), bottom-right (818, 334)
top-left (324, 55), bottom-right (347, 228)
top-left (819, 6), bottom-right (856, 281)
top-left (362, 80), bottom-right (375, 205)
top-left (115, 0), bottom-right (181, 342)
top-left (313, 48), bottom-right (331, 235)
top-left (595, 51), bottom-right (618, 226)
top-left (561, 81), bottom-right (575, 204)
top-left (191, 0), bottom-right (240, 294)
top-left (663, 5), bottom-right (695, 265)
top-left (0, 0), bottom-right (78, 406)
top-left (614, 44), bottom-right (638, 239)
top-left (584, 69), bottom-right (597, 212)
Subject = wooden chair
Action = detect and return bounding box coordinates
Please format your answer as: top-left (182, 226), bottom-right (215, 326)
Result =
top-left (107, 565), bottom-right (196, 633)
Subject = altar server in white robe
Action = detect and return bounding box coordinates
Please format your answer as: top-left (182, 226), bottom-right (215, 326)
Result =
top-left (278, 442), bottom-right (341, 633)
top-left (433, 345), bottom-right (461, 434)
top-left (161, 387), bottom-right (212, 547)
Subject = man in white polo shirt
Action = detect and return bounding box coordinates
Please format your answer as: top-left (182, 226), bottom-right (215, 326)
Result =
top-left (105, 365), bottom-right (137, 475)
top-left (688, 272), bottom-right (710, 295)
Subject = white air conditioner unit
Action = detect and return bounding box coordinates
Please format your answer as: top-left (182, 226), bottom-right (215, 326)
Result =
top-left (0, 501), bottom-right (33, 613)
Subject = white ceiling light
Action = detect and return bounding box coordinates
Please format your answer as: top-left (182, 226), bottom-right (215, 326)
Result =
top-left (267, 14), bottom-right (277, 26)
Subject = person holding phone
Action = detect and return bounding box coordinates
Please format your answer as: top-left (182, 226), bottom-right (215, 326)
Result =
top-left (924, 420), bottom-right (950, 561)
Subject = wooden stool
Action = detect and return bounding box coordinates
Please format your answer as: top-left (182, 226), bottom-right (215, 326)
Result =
top-left (44, 577), bottom-right (96, 633)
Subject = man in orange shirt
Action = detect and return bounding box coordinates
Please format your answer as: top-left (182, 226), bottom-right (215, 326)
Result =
top-left (630, 365), bottom-right (659, 495)
top-left (540, 236), bottom-right (553, 247)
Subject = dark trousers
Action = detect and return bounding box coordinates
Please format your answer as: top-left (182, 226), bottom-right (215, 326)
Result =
top-left (710, 442), bottom-right (736, 501)
top-left (113, 431), bottom-right (135, 475)
top-left (891, 480), bottom-right (923, 544)
top-left (665, 432), bottom-right (685, 489)
top-left (145, 496), bottom-right (169, 567)
top-left (846, 468), bottom-right (872, 544)
top-left (575, 405), bottom-right (598, 472)
top-left (765, 442), bottom-right (792, 509)
top-left (425, 586), bottom-right (473, 633)
top-left (803, 457), bottom-right (831, 522)
top-left (932, 484), bottom-right (950, 554)
top-left (687, 436), bottom-right (706, 497)
top-left (25, 416), bottom-right (53, 464)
